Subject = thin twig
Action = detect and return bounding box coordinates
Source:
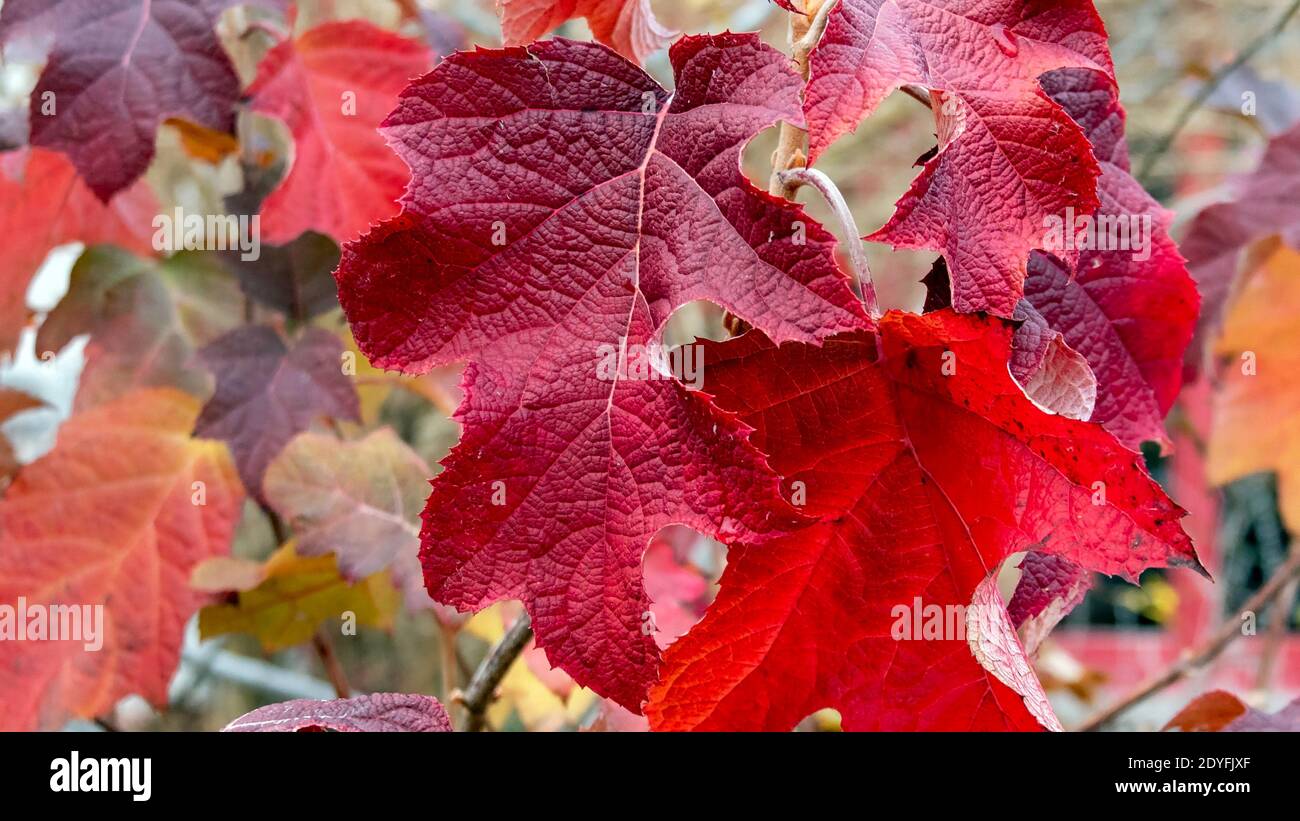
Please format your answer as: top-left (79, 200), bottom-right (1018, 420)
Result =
top-left (1255, 577), bottom-right (1297, 693)
top-left (460, 613), bottom-right (533, 731)
top-left (777, 167), bottom-right (879, 318)
top-left (768, 0), bottom-right (835, 197)
top-left (1076, 547), bottom-right (1300, 731)
top-left (311, 629), bottom-right (352, 699)
top-left (1136, 0), bottom-right (1300, 182)
top-left (436, 619), bottom-right (461, 702)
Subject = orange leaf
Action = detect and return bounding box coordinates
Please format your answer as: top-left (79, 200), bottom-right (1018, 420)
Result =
top-left (1208, 246), bottom-right (1300, 529)
top-left (0, 388), bottom-right (243, 730)
top-left (1163, 690), bottom-right (1248, 732)
top-left (165, 117), bottom-right (240, 164)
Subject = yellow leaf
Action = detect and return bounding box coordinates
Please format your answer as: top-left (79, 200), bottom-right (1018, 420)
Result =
top-left (198, 541), bottom-right (399, 651)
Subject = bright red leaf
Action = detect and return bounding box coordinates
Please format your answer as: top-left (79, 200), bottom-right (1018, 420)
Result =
top-left (336, 33), bottom-right (867, 711)
top-left (249, 20), bottom-right (432, 244)
top-left (802, 0), bottom-right (1113, 316)
top-left (646, 310), bottom-right (1202, 731)
top-left (497, 0), bottom-right (675, 64)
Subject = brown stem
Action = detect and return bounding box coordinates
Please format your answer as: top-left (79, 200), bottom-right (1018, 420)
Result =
top-left (1255, 577), bottom-right (1297, 692)
top-left (1075, 547), bottom-right (1300, 731)
top-left (460, 613), bottom-right (533, 731)
top-left (768, 0), bottom-right (833, 197)
top-left (312, 629), bottom-right (352, 699)
top-left (436, 619), bottom-right (461, 701)
top-left (900, 83), bottom-right (933, 108)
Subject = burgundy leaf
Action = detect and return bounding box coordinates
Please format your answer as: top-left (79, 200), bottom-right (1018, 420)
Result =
top-left (336, 34), bottom-right (866, 711)
top-left (1007, 551), bottom-right (1091, 654)
top-left (1022, 69), bottom-right (1198, 451)
top-left (194, 326), bottom-right (360, 498)
top-left (222, 693), bottom-right (452, 732)
top-left (0, 0), bottom-right (255, 200)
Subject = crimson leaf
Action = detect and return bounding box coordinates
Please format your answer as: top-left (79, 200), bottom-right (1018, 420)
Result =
top-left (647, 310), bottom-right (1202, 731)
top-left (335, 33), bottom-right (867, 710)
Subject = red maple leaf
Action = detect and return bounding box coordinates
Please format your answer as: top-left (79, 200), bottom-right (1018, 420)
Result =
top-left (802, 0), bottom-right (1114, 316)
top-left (335, 34), bottom-right (867, 710)
top-left (918, 71), bottom-right (1198, 451)
top-left (249, 20), bottom-right (432, 245)
top-left (646, 310), bottom-right (1202, 731)
top-left (0, 0), bottom-right (273, 200)
top-left (497, 0), bottom-right (675, 64)
top-left (1021, 70), bottom-right (1197, 451)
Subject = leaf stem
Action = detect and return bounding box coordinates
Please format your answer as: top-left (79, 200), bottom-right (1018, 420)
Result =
top-left (460, 613), bottom-right (533, 731)
top-left (777, 167), bottom-right (879, 318)
top-left (900, 84), bottom-right (932, 108)
top-left (311, 628), bottom-right (352, 699)
top-left (1136, 0), bottom-right (1300, 182)
top-left (1075, 547), bottom-right (1300, 731)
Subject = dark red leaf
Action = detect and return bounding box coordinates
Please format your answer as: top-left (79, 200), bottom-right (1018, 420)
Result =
top-left (1022, 70), bottom-right (1198, 451)
top-left (224, 232), bottom-right (341, 322)
top-left (0, 0), bottom-right (256, 200)
top-left (336, 34), bottom-right (866, 711)
top-left (802, 0), bottom-right (1114, 316)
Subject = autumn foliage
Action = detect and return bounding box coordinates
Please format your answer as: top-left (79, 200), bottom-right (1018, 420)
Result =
top-left (0, 0), bottom-right (1295, 734)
